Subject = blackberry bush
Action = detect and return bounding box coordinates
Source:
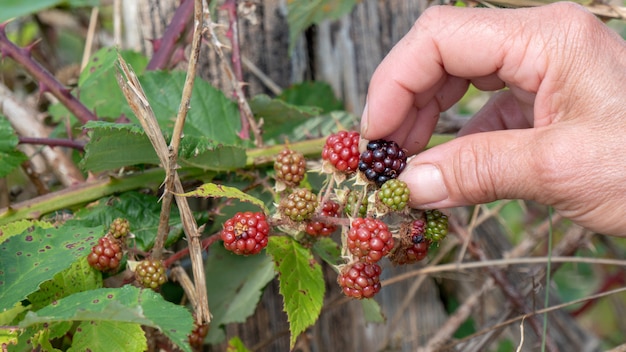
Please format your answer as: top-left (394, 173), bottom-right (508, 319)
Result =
top-left (358, 139), bottom-right (408, 187)
top-left (221, 211), bottom-right (270, 255)
top-left (321, 130), bottom-right (361, 173)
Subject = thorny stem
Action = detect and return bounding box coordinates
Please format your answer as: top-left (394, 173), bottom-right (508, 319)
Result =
top-left (0, 23), bottom-right (97, 124)
top-left (145, 0), bottom-right (194, 71)
top-left (18, 136), bottom-right (86, 151)
top-left (163, 233), bottom-right (221, 268)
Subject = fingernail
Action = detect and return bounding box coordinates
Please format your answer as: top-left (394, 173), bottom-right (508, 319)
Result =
top-left (402, 164), bottom-right (448, 206)
top-left (360, 100), bottom-right (369, 136)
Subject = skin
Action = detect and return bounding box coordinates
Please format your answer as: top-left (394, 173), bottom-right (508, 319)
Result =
top-left (360, 2), bottom-right (626, 236)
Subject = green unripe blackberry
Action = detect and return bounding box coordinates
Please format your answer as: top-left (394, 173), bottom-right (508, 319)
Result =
top-left (109, 217), bottom-right (130, 239)
top-left (344, 190), bottom-right (368, 218)
top-left (274, 148), bottom-right (306, 187)
top-left (424, 210), bottom-right (448, 242)
top-left (135, 259), bottom-right (167, 290)
top-left (377, 179), bottom-right (410, 212)
top-left (279, 188), bottom-right (318, 222)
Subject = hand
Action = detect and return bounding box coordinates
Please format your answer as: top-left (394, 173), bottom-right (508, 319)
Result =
top-left (360, 2), bottom-right (626, 236)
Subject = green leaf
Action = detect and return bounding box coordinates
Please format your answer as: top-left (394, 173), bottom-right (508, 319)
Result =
top-left (20, 285), bottom-right (194, 352)
top-left (69, 321), bottom-right (147, 352)
top-left (312, 237), bottom-right (342, 267)
top-left (0, 219), bottom-right (54, 244)
top-left (27, 256), bottom-right (103, 311)
top-left (0, 116), bottom-right (28, 178)
top-left (205, 244), bottom-right (275, 344)
top-left (361, 298), bottom-right (385, 323)
top-left (13, 321), bottom-right (73, 352)
top-left (287, 0), bottom-right (358, 52)
top-left (227, 336), bottom-right (251, 352)
top-left (278, 81), bottom-right (343, 114)
top-left (249, 94), bottom-right (319, 143)
top-left (72, 192), bottom-right (184, 252)
top-left (0, 0), bottom-right (99, 22)
top-left (0, 224), bottom-right (103, 312)
top-left (0, 326), bottom-right (18, 348)
top-left (265, 236), bottom-right (324, 349)
top-left (179, 183), bottom-right (269, 214)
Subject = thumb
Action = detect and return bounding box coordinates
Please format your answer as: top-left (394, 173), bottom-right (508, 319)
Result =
top-left (399, 128), bottom-right (550, 208)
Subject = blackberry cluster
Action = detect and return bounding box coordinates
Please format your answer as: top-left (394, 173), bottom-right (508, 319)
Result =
top-left (305, 201), bottom-right (341, 237)
top-left (337, 262), bottom-right (382, 299)
top-left (377, 179), bottom-right (410, 212)
top-left (87, 235), bottom-right (123, 273)
top-left (321, 130), bottom-right (361, 173)
top-left (279, 188), bottom-right (318, 222)
top-left (347, 217), bottom-right (394, 264)
top-left (135, 259), bottom-right (167, 289)
top-left (221, 211), bottom-right (270, 255)
top-left (358, 139), bottom-right (408, 187)
top-left (424, 210), bottom-right (449, 242)
top-left (274, 148), bottom-right (306, 188)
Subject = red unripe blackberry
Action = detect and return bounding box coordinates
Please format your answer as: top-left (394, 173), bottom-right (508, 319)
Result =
top-left (135, 259), bottom-right (167, 289)
top-left (358, 139), bottom-right (408, 187)
top-left (424, 210), bottom-right (449, 242)
top-left (305, 200), bottom-right (341, 236)
top-left (274, 148), bottom-right (306, 187)
top-left (347, 217), bottom-right (394, 263)
top-left (279, 188), bottom-right (318, 222)
top-left (188, 320), bottom-right (209, 348)
top-left (389, 219), bottom-right (430, 265)
top-left (221, 211), bottom-right (270, 255)
top-left (87, 235), bottom-right (123, 272)
top-left (377, 179), bottom-right (410, 212)
top-left (321, 131), bottom-right (360, 173)
top-left (109, 217), bottom-right (130, 239)
top-left (337, 262), bottom-right (382, 299)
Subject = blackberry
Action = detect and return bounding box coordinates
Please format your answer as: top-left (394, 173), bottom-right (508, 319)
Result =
top-left (221, 211), bottom-right (270, 255)
top-left (358, 139), bottom-right (408, 187)
top-left (109, 218), bottom-right (130, 239)
top-left (87, 235), bottom-right (123, 273)
top-left (274, 148), bottom-right (306, 188)
top-left (344, 190), bottom-right (368, 218)
top-left (377, 179), bottom-right (410, 212)
top-left (305, 200), bottom-right (341, 237)
top-left (135, 259), bottom-right (167, 289)
top-left (390, 219), bottom-right (430, 265)
top-left (279, 188), bottom-right (318, 222)
top-left (188, 320), bottom-right (209, 349)
top-left (347, 217), bottom-right (394, 263)
top-left (424, 210), bottom-right (449, 242)
top-left (321, 131), bottom-right (361, 173)
top-left (337, 262), bottom-right (382, 299)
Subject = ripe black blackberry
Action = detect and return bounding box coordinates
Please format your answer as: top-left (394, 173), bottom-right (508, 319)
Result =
top-left (274, 148), bottom-right (306, 188)
top-left (358, 139), bottom-right (408, 187)
top-left (135, 259), bottom-right (167, 289)
top-left (279, 188), bottom-right (318, 222)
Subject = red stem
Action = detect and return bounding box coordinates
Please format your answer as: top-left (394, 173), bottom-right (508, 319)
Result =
top-left (19, 136), bottom-right (85, 151)
top-left (146, 0), bottom-right (195, 71)
top-left (163, 233), bottom-right (221, 268)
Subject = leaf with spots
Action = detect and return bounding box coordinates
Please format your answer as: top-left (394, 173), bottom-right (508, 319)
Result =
top-left (179, 182), bottom-right (269, 214)
top-left (20, 285), bottom-right (193, 352)
top-left (69, 321), bottom-right (146, 352)
top-left (265, 236), bottom-right (324, 349)
top-left (0, 223), bottom-right (103, 312)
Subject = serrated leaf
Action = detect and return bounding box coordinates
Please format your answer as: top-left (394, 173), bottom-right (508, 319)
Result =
top-left (69, 321), bottom-right (146, 352)
top-left (361, 298), bottom-right (385, 323)
top-left (265, 236), bottom-right (324, 349)
top-left (27, 256), bottom-right (103, 311)
top-left (205, 244), bottom-right (275, 344)
top-left (0, 116), bottom-right (27, 178)
top-left (0, 219), bottom-right (54, 244)
top-left (227, 336), bottom-right (251, 352)
top-left (278, 81), bottom-right (343, 114)
top-left (249, 94), bottom-right (319, 143)
top-left (20, 285), bottom-right (194, 352)
top-left (179, 183), bottom-right (269, 214)
top-left (287, 0), bottom-right (358, 52)
top-left (312, 237), bottom-right (342, 267)
top-left (72, 192), bottom-right (184, 252)
top-left (0, 224), bottom-right (103, 312)
top-left (13, 321), bottom-right (73, 352)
